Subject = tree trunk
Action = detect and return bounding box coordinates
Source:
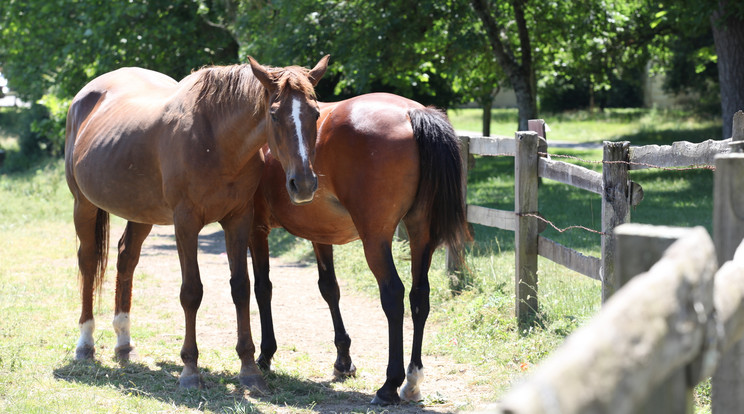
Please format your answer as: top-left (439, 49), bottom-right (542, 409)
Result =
top-left (481, 95), bottom-right (493, 136)
top-left (711, 0), bottom-right (744, 138)
top-left (514, 76), bottom-right (538, 131)
top-left (470, 0), bottom-right (538, 132)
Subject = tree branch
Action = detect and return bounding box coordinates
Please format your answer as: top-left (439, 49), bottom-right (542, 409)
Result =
top-left (469, 0), bottom-right (522, 80)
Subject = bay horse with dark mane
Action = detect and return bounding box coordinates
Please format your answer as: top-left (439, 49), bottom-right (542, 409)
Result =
top-left (65, 55), bottom-right (329, 392)
top-left (249, 92), bottom-right (469, 404)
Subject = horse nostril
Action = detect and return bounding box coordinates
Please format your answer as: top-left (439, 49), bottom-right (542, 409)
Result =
top-left (288, 178), bottom-right (299, 194)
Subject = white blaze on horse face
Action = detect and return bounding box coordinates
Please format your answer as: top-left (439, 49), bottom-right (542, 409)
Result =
top-left (77, 319), bottom-right (95, 350)
top-left (291, 98), bottom-right (309, 165)
top-left (113, 312), bottom-right (133, 350)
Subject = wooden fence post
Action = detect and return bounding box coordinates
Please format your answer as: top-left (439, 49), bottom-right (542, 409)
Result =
top-left (615, 223), bottom-right (698, 414)
top-left (528, 119), bottom-right (547, 187)
top-left (601, 141), bottom-right (631, 302)
top-left (515, 131), bottom-right (539, 327)
top-left (711, 110), bottom-right (744, 413)
top-left (446, 136), bottom-right (470, 273)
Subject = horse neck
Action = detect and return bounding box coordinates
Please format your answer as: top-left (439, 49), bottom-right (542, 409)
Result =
top-left (210, 104), bottom-right (269, 161)
top-left (176, 70), bottom-right (270, 163)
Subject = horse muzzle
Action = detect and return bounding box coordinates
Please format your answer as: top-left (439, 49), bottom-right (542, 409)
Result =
top-left (286, 171), bottom-right (318, 205)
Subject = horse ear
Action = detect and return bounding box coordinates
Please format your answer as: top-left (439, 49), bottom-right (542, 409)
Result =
top-left (248, 56), bottom-right (276, 92)
top-left (308, 55), bottom-right (330, 87)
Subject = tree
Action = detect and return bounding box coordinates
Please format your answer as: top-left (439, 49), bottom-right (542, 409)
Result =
top-left (710, 0), bottom-right (744, 138)
top-left (469, 0), bottom-right (536, 131)
top-left (0, 0), bottom-right (238, 102)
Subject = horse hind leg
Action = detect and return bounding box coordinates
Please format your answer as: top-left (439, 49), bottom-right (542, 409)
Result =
top-left (249, 223), bottom-right (277, 372)
top-left (312, 242), bottom-right (356, 377)
top-left (112, 221), bottom-right (152, 362)
top-left (399, 214), bottom-right (435, 402)
top-left (360, 234), bottom-right (405, 405)
top-left (73, 200), bottom-right (110, 360)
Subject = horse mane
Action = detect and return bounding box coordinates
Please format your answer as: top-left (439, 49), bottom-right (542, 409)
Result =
top-left (191, 63), bottom-right (317, 116)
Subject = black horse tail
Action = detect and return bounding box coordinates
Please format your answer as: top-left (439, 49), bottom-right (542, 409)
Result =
top-left (407, 107), bottom-right (470, 263)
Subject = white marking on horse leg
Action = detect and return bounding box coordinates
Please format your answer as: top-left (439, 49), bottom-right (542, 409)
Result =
top-left (291, 98), bottom-right (308, 164)
top-left (400, 365), bottom-right (425, 402)
top-left (76, 319), bottom-right (95, 357)
top-left (113, 312), bottom-right (133, 351)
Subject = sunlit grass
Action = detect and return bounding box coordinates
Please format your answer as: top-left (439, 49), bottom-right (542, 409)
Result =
top-left (448, 107), bottom-right (722, 144)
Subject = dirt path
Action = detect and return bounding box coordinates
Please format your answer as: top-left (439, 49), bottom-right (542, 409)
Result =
top-left (131, 224), bottom-right (491, 412)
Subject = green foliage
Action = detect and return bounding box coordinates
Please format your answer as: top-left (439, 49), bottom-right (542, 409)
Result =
top-left (235, 0), bottom-right (478, 107)
top-left (1, 0), bottom-right (238, 102)
top-left (1, 0), bottom-right (241, 161)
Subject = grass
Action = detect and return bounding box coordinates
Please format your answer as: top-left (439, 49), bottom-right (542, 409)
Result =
top-left (447, 107), bottom-right (723, 144)
top-left (0, 106), bottom-right (720, 412)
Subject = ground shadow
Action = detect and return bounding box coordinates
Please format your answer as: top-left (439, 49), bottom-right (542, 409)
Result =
top-left (53, 359), bottom-right (442, 412)
top-left (140, 226), bottom-right (310, 260)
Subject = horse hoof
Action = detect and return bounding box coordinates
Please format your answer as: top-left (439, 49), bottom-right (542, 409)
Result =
top-left (115, 345), bottom-right (136, 363)
top-left (370, 389), bottom-right (401, 406)
top-left (240, 374), bottom-right (270, 396)
top-left (75, 345), bottom-right (95, 360)
top-left (179, 373), bottom-right (203, 389)
top-left (333, 361), bottom-right (357, 378)
top-left (400, 382), bottom-right (423, 402)
top-left (256, 354), bottom-right (272, 372)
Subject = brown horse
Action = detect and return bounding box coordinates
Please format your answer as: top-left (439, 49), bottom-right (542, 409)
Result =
top-left (249, 93), bottom-right (469, 404)
top-left (64, 55), bottom-right (329, 392)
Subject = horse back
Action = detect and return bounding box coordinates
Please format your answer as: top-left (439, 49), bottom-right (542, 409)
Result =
top-left (258, 93), bottom-right (423, 243)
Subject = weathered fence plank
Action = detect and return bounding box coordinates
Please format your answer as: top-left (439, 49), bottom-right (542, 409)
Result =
top-left (711, 148), bottom-right (744, 413)
top-left (629, 139), bottom-right (731, 170)
top-left (537, 236), bottom-right (600, 280)
top-left (538, 157), bottom-right (603, 195)
top-left (601, 141), bottom-right (631, 301)
top-left (514, 131), bottom-right (540, 326)
top-left (498, 227), bottom-right (717, 414)
top-left (714, 244), bottom-right (744, 355)
top-left (467, 135), bottom-right (515, 156)
top-left (615, 223), bottom-right (702, 414)
top-left (466, 205), bottom-right (516, 231)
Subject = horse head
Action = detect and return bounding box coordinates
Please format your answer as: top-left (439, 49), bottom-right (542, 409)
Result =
top-left (248, 55), bottom-right (329, 205)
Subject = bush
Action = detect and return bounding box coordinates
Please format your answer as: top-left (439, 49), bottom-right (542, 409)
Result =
top-left (17, 95), bottom-right (68, 158)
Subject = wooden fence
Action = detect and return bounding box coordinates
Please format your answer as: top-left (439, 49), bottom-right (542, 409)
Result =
top-left (493, 145), bottom-right (744, 413)
top-left (453, 114), bottom-right (737, 326)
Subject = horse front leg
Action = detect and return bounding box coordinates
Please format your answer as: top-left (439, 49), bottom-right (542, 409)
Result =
top-left (362, 237), bottom-right (405, 405)
top-left (113, 221), bottom-right (152, 362)
top-left (312, 242), bottom-right (356, 377)
top-left (223, 212), bottom-right (269, 394)
top-left (173, 211), bottom-right (204, 388)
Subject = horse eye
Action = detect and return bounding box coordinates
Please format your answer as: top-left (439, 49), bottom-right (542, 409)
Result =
top-left (270, 112), bottom-right (278, 122)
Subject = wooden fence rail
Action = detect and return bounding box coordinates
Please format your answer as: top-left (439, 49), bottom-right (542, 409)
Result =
top-left (493, 145), bottom-right (744, 413)
top-left (496, 226), bottom-right (744, 414)
top-left (453, 114), bottom-right (738, 326)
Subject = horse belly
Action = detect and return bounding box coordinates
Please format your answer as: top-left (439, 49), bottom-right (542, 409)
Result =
top-left (274, 195), bottom-right (359, 245)
top-left (72, 137), bottom-right (173, 225)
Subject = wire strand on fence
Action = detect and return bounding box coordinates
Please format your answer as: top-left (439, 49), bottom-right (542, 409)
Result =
top-left (539, 152), bottom-right (717, 171)
top-left (475, 148), bottom-right (716, 238)
top-left (477, 152), bottom-right (716, 171)
top-left (517, 212), bottom-right (608, 236)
